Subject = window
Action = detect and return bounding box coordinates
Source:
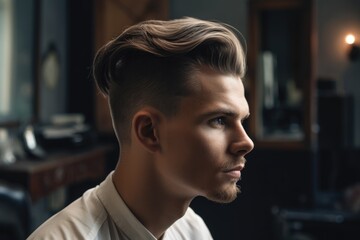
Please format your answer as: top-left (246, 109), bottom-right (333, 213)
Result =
top-left (0, 0), bottom-right (13, 118)
top-left (0, 0), bottom-right (35, 123)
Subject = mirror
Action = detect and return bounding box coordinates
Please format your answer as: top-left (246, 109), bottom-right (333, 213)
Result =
top-left (247, 0), bottom-right (315, 149)
top-left (256, 8), bottom-right (304, 140)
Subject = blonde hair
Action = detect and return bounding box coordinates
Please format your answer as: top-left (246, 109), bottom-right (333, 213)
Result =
top-left (93, 17), bottom-right (246, 143)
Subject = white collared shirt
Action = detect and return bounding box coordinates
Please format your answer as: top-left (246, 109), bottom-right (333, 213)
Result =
top-left (27, 172), bottom-right (213, 240)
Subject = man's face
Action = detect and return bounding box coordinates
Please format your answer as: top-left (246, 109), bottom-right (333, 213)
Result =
top-left (156, 68), bottom-right (254, 203)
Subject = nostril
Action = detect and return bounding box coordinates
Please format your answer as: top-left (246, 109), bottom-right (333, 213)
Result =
top-left (237, 149), bottom-right (249, 156)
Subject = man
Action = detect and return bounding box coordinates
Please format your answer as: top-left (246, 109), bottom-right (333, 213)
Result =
top-left (28, 17), bottom-right (254, 239)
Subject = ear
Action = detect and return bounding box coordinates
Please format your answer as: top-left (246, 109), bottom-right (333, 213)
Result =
top-left (132, 109), bottom-right (161, 153)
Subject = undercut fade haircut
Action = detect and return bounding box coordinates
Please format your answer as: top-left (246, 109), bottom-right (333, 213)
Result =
top-left (93, 17), bottom-right (246, 144)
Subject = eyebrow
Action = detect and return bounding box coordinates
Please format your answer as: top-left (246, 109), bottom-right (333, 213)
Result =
top-left (199, 108), bottom-right (250, 121)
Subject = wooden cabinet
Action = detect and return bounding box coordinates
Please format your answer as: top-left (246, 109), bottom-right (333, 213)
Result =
top-left (247, 0), bottom-right (316, 149)
top-left (93, 0), bottom-right (169, 134)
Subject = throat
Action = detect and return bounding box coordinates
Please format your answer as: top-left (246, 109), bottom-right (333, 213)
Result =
top-left (113, 161), bottom-right (192, 239)
top-left (134, 188), bottom-right (192, 239)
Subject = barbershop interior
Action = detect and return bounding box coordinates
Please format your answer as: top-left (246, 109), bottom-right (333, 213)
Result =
top-left (0, 0), bottom-right (360, 239)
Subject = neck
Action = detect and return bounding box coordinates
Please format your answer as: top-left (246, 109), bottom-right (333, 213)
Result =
top-left (113, 151), bottom-right (193, 239)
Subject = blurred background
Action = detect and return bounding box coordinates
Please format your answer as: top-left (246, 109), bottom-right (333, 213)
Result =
top-left (0, 0), bottom-right (360, 239)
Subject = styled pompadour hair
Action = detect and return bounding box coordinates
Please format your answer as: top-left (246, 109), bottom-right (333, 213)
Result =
top-left (93, 17), bottom-right (246, 143)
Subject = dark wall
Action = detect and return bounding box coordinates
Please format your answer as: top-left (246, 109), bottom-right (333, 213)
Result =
top-left (66, 0), bottom-right (95, 125)
top-left (35, 0), bottom-right (95, 124)
top-left (316, 0), bottom-right (360, 146)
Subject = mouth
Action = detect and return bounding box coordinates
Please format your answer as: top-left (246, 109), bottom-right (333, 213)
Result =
top-left (223, 165), bottom-right (244, 180)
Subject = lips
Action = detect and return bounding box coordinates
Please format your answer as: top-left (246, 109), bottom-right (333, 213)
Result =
top-left (225, 170), bottom-right (241, 179)
top-left (223, 165), bottom-right (244, 179)
top-left (224, 164), bottom-right (244, 172)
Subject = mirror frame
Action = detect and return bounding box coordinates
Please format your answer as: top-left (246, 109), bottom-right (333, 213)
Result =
top-left (247, 0), bottom-right (316, 149)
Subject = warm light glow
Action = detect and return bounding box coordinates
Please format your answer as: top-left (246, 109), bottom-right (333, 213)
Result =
top-left (345, 34), bottom-right (356, 45)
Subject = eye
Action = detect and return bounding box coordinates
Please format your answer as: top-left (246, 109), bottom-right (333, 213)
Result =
top-left (209, 117), bottom-right (226, 128)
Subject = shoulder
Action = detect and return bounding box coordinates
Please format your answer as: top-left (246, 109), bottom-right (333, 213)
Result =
top-left (164, 207), bottom-right (213, 240)
top-left (27, 187), bottom-right (107, 240)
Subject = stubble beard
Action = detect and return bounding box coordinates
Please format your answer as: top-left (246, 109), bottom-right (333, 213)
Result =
top-left (207, 182), bottom-right (241, 204)
top-left (206, 157), bottom-right (246, 203)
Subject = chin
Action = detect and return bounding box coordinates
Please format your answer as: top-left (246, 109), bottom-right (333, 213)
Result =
top-left (206, 184), bottom-right (240, 204)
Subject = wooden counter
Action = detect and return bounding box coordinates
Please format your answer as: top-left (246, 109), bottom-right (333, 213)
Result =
top-left (0, 144), bottom-right (114, 202)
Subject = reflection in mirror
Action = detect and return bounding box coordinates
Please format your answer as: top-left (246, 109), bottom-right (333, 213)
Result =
top-left (0, 0), bottom-right (35, 123)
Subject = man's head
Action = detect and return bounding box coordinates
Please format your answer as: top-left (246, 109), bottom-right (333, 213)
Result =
top-left (93, 17), bottom-right (246, 144)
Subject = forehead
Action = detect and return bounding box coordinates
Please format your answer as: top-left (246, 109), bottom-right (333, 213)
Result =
top-left (192, 68), bottom-right (244, 93)
top-left (179, 68), bottom-right (249, 116)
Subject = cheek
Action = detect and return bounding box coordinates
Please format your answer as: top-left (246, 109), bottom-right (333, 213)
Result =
top-left (165, 128), bottom-right (224, 174)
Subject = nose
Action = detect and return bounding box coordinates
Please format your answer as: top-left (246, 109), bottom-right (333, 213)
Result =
top-left (229, 124), bottom-right (254, 156)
